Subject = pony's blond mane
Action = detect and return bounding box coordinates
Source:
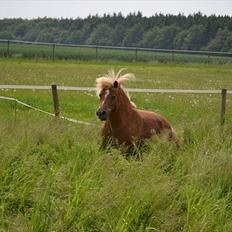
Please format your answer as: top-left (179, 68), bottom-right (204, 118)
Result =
top-left (96, 68), bottom-right (135, 97)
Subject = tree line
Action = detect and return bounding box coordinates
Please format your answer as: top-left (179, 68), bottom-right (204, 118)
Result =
top-left (0, 12), bottom-right (232, 52)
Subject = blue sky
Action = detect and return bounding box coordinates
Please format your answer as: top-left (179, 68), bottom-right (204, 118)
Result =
top-left (0, 0), bottom-right (231, 19)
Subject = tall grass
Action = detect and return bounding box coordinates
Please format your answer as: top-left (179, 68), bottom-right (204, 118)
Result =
top-left (0, 97), bottom-right (232, 231)
top-left (0, 59), bottom-right (232, 231)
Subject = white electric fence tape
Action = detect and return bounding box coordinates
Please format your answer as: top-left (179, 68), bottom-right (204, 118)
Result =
top-left (0, 96), bottom-right (96, 126)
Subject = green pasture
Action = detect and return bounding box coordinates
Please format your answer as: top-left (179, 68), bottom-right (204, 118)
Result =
top-left (0, 59), bottom-right (232, 231)
top-left (0, 58), bottom-right (232, 90)
top-left (0, 41), bottom-right (232, 64)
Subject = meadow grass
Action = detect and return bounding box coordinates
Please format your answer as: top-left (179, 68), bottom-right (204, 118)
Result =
top-left (0, 90), bottom-right (232, 231)
top-left (0, 59), bottom-right (232, 231)
top-left (0, 58), bottom-right (232, 90)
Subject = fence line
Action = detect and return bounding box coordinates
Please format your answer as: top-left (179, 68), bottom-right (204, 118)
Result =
top-left (0, 96), bottom-right (96, 126)
top-left (0, 39), bottom-right (232, 63)
top-left (0, 84), bottom-right (230, 126)
top-left (0, 39), bottom-right (232, 57)
top-left (0, 85), bottom-right (231, 94)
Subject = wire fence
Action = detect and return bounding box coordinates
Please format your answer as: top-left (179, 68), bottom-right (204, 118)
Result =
top-left (0, 85), bottom-right (232, 94)
top-left (0, 39), bottom-right (232, 64)
top-left (0, 95), bottom-right (96, 126)
top-left (0, 85), bottom-right (230, 127)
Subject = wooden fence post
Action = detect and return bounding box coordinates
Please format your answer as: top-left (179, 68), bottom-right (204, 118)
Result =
top-left (7, 40), bottom-right (10, 57)
top-left (207, 53), bottom-right (210, 64)
top-left (171, 50), bottom-right (174, 63)
top-left (220, 89), bottom-right (227, 126)
top-left (52, 44), bottom-right (56, 60)
top-left (135, 48), bottom-right (138, 61)
top-left (51, 84), bottom-right (59, 117)
top-left (96, 46), bottom-right (98, 61)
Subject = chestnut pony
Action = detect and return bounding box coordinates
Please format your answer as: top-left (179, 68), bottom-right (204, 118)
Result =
top-left (96, 69), bottom-right (179, 150)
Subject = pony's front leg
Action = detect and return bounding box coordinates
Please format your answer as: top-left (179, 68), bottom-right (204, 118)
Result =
top-left (100, 122), bottom-right (114, 151)
top-left (99, 136), bottom-right (113, 151)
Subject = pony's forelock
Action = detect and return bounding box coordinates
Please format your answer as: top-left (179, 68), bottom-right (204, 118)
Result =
top-left (96, 68), bottom-right (135, 96)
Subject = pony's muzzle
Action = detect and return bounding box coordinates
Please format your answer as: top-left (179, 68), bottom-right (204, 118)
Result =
top-left (96, 109), bottom-right (108, 121)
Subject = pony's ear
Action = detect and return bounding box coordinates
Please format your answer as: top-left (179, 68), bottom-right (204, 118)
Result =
top-left (113, 81), bottom-right (118, 88)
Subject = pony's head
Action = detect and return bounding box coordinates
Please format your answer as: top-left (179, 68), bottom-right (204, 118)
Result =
top-left (96, 69), bottom-right (135, 121)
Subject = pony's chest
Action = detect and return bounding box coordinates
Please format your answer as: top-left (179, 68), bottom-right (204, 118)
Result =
top-left (111, 124), bottom-right (140, 143)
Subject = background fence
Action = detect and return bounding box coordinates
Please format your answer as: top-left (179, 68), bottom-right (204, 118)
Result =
top-left (0, 39), bottom-right (232, 64)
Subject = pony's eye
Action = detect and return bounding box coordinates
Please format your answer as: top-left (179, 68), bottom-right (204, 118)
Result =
top-left (111, 96), bottom-right (116, 100)
top-left (99, 94), bottom-right (102, 98)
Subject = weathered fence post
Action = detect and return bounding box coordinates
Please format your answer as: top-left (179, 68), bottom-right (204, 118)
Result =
top-left (51, 84), bottom-right (59, 117)
top-left (52, 44), bottom-right (56, 60)
top-left (7, 40), bottom-right (10, 57)
top-left (171, 50), bottom-right (174, 63)
top-left (96, 46), bottom-right (98, 61)
top-left (135, 48), bottom-right (138, 61)
top-left (220, 89), bottom-right (227, 126)
top-left (207, 53), bottom-right (210, 64)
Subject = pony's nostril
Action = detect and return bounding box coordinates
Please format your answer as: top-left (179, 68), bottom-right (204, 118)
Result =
top-left (96, 110), bottom-right (107, 120)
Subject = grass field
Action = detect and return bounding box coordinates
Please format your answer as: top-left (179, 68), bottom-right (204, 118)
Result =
top-left (1, 41), bottom-right (232, 64)
top-left (0, 59), bottom-right (232, 231)
top-left (1, 58), bottom-right (232, 90)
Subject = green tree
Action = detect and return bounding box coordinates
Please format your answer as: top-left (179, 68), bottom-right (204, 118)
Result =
top-left (65, 30), bottom-right (83, 44)
top-left (111, 24), bottom-right (126, 46)
top-left (158, 25), bottom-right (180, 49)
top-left (14, 23), bottom-right (29, 38)
top-left (86, 23), bottom-right (114, 45)
top-left (37, 32), bottom-right (54, 43)
top-left (139, 27), bottom-right (161, 48)
top-left (174, 30), bottom-right (189, 49)
top-left (140, 25), bottom-right (180, 49)
top-left (207, 28), bottom-right (232, 52)
top-left (223, 32), bottom-right (232, 52)
top-left (0, 31), bottom-right (13, 39)
top-left (123, 23), bottom-right (144, 47)
top-left (182, 25), bottom-right (206, 50)
top-left (23, 30), bottom-right (38, 41)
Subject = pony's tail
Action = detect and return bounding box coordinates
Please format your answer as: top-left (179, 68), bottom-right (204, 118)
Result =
top-left (169, 128), bottom-right (181, 148)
